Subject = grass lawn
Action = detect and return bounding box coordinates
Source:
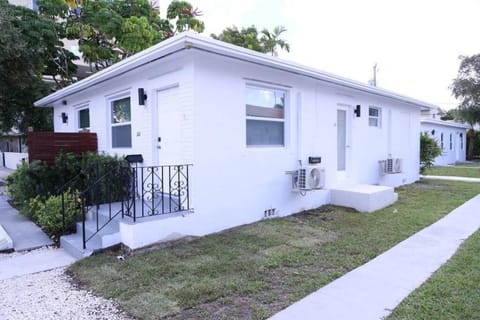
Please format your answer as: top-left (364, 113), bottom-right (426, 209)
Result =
top-left (68, 180), bottom-right (480, 320)
top-left (389, 229), bottom-right (480, 319)
top-left (424, 166), bottom-right (480, 178)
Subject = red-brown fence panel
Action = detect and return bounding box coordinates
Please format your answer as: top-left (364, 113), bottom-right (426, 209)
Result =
top-left (28, 132), bottom-right (98, 165)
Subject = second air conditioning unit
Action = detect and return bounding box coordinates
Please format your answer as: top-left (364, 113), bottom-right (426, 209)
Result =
top-left (296, 166), bottom-right (326, 190)
top-left (379, 158), bottom-right (403, 174)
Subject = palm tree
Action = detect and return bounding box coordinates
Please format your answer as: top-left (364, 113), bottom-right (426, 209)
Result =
top-left (261, 26), bottom-right (290, 56)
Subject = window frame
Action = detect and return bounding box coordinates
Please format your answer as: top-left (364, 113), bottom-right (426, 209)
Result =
top-left (76, 106), bottom-right (90, 132)
top-left (110, 96), bottom-right (132, 149)
top-left (245, 84), bottom-right (287, 147)
top-left (368, 106), bottom-right (382, 128)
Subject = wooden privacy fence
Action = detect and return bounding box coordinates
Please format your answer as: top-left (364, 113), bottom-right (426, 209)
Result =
top-left (28, 132), bottom-right (98, 165)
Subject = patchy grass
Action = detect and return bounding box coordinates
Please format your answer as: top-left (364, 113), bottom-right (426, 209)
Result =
top-left (424, 166), bottom-right (480, 178)
top-left (389, 229), bottom-right (480, 320)
top-left (68, 180), bottom-right (479, 320)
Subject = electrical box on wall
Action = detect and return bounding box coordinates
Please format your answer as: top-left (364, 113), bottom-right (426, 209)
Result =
top-left (308, 156), bottom-right (322, 164)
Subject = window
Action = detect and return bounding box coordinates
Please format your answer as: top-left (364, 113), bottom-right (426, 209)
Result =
top-left (246, 85), bottom-right (285, 146)
top-left (111, 97), bottom-right (132, 148)
top-left (368, 107), bottom-right (381, 127)
top-left (78, 108), bottom-right (90, 130)
top-left (461, 134), bottom-right (464, 149)
top-left (449, 133), bottom-right (452, 150)
top-left (441, 133), bottom-right (444, 149)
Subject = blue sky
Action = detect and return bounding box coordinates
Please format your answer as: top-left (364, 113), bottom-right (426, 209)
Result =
top-left (161, 0), bottom-right (480, 110)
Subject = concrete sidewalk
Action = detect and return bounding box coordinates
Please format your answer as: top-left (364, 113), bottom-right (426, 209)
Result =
top-left (0, 194), bottom-right (54, 251)
top-left (269, 194), bottom-right (480, 320)
top-left (0, 167), bottom-right (55, 251)
top-left (0, 247), bottom-right (76, 280)
top-left (421, 175), bottom-right (480, 183)
top-left (0, 167), bottom-right (77, 279)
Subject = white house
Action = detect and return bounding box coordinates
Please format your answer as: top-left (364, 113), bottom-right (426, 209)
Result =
top-left (35, 32), bottom-right (437, 254)
top-left (420, 114), bottom-right (468, 165)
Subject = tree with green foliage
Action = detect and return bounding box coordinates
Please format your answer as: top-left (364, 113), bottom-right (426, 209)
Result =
top-left (451, 54), bottom-right (480, 159)
top-left (440, 108), bottom-right (459, 121)
top-left (420, 133), bottom-right (442, 173)
top-left (61, 0), bottom-right (204, 71)
top-left (261, 25), bottom-right (290, 56)
top-left (211, 25), bottom-right (290, 55)
top-left (0, 0), bottom-right (77, 133)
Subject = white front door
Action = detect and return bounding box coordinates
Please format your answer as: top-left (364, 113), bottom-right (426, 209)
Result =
top-left (157, 86), bottom-right (182, 166)
top-left (336, 105), bottom-right (351, 181)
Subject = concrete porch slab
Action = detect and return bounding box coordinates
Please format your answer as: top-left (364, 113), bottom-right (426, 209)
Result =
top-left (330, 184), bottom-right (398, 212)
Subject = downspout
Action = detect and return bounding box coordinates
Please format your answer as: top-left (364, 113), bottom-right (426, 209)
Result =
top-left (296, 92), bottom-right (302, 166)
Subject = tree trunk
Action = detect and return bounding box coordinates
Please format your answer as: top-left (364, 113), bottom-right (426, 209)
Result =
top-left (467, 129), bottom-right (475, 160)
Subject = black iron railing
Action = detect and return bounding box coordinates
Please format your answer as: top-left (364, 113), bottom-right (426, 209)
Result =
top-left (59, 163), bottom-right (193, 249)
top-left (123, 165), bottom-right (192, 222)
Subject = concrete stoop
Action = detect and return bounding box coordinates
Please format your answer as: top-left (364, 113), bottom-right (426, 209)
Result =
top-left (330, 184), bottom-right (398, 213)
top-left (60, 211), bottom-right (123, 259)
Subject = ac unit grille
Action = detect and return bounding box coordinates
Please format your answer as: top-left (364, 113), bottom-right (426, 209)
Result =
top-left (291, 166), bottom-right (325, 191)
top-left (298, 168), bottom-right (307, 189)
top-left (380, 158), bottom-right (403, 174)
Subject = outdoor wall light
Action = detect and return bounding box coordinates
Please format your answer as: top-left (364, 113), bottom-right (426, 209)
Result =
top-left (61, 112), bottom-right (68, 123)
top-left (460, 133), bottom-right (463, 138)
top-left (62, 100), bottom-right (67, 106)
top-left (354, 105), bottom-right (361, 117)
top-left (138, 88), bottom-right (147, 106)
top-left (431, 129), bottom-right (435, 135)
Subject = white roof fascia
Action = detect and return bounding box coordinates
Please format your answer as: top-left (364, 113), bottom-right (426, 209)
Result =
top-left (35, 32), bottom-right (438, 110)
top-left (34, 35), bottom-right (188, 107)
top-left (421, 119), bottom-right (470, 129)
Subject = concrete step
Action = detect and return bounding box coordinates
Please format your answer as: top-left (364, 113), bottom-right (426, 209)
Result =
top-left (61, 209), bottom-right (122, 259)
top-left (330, 184), bottom-right (398, 213)
top-left (60, 233), bottom-right (94, 259)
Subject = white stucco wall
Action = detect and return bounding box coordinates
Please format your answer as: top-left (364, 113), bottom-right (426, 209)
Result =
top-left (420, 120), bottom-right (467, 165)
top-left (52, 53), bottom-right (194, 167)
top-left (49, 49), bottom-right (423, 244)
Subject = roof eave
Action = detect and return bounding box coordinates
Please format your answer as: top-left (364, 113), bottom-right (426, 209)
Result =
top-left (35, 32), bottom-right (438, 110)
top-left (34, 35), bottom-right (189, 107)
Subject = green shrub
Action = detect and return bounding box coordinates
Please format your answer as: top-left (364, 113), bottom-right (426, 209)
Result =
top-left (7, 152), bottom-right (129, 241)
top-left (420, 133), bottom-right (442, 173)
top-left (25, 196), bottom-right (44, 221)
top-left (7, 152), bottom-right (129, 205)
top-left (34, 190), bottom-right (81, 242)
top-left (6, 160), bottom-right (55, 208)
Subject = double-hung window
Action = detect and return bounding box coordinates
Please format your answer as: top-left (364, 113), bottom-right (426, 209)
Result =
top-left (78, 108), bottom-right (90, 131)
top-left (111, 97), bottom-right (132, 148)
top-left (440, 133), bottom-right (444, 149)
top-left (246, 85), bottom-right (285, 146)
top-left (449, 133), bottom-right (453, 150)
top-left (368, 106), bottom-right (381, 127)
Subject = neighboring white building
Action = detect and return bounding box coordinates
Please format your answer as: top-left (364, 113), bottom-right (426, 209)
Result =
top-left (35, 32), bottom-right (437, 251)
top-left (421, 118), bottom-right (469, 165)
